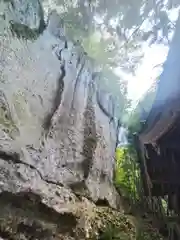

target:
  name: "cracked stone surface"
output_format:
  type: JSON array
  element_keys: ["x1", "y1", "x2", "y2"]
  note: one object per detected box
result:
[{"x1": 0, "y1": 1, "x2": 121, "y2": 239}]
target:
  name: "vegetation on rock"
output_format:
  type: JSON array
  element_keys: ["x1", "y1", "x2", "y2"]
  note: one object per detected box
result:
[
  {"x1": 1, "y1": 0, "x2": 180, "y2": 239},
  {"x1": 115, "y1": 146, "x2": 140, "y2": 202}
]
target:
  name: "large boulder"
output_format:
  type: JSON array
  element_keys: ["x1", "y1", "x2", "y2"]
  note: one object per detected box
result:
[{"x1": 0, "y1": 7, "x2": 121, "y2": 239}]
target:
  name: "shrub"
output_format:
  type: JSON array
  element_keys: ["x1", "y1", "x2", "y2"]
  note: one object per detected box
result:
[{"x1": 114, "y1": 146, "x2": 141, "y2": 203}]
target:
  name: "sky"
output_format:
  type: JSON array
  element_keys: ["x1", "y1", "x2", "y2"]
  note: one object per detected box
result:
[
  {"x1": 126, "y1": 7, "x2": 179, "y2": 102},
  {"x1": 127, "y1": 44, "x2": 168, "y2": 101}
]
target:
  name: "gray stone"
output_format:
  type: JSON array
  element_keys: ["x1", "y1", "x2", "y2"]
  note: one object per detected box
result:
[
  {"x1": 8, "y1": 0, "x2": 45, "y2": 31},
  {"x1": 0, "y1": 0, "x2": 45, "y2": 40},
  {"x1": 0, "y1": 8, "x2": 121, "y2": 239}
]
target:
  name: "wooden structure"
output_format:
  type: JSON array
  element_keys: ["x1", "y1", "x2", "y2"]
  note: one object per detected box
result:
[{"x1": 138, "y1": 13, "x2": 180, "y2": 215}]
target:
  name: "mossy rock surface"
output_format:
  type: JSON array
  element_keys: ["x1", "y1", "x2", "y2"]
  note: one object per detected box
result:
[
  {"x1": 95, "y1": 207, "x2": 136, "y2": 240},
  {"x1": 94, "y1": 207, "x2": 164, "y2": 240},
  {"x1": 0, "y1": 190, "x2": 165, "y2": 240}
]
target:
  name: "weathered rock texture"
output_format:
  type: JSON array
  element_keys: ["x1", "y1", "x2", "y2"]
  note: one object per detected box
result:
[
  {"x1": 0, "y1": 0, "x2": 45, "y2": 37},
  {"x1": 0, "y1": 3, "x2": 120, "y2": 239}
]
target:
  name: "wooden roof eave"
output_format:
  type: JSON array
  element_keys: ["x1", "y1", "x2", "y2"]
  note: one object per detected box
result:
[{"x1": 139, "y1": 111, "x2": 178, "y2": 144}]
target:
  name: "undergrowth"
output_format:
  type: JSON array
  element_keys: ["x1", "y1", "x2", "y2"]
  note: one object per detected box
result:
[
  {"x1": 114, "y1": 146, "x2": 141, "y2": 203},
  {"x1": 95, "y1": 145, "x2": 165, "y2": 240}
]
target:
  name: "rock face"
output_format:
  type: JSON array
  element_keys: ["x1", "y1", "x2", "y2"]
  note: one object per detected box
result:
[
  {"x1": 0, "y1": 3, "x2": 120, "y2": 239},
  {"x1": 0, "y1": 0, "x2": 45, "y2": 39}
]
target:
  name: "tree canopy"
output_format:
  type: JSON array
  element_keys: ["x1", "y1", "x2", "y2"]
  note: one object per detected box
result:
[{"x1": 43, "y1": 0, "x2": 180, "y2": 117}]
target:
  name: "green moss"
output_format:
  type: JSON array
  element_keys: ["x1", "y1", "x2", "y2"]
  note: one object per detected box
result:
[
  {"x1": 94, "y1": 207, "x2": 136, "y2": 240},
  {"x1": 95, "y1": 207, "x2": 165, "y2": 240}
]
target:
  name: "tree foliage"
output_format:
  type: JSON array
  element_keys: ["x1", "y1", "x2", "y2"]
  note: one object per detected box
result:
[
  {"x1": 52, "y1": 0, "x2": 179, "y2": 40},
  {"x1": 43, "y1": 0, "x2": 180, "y2": 115},
  {"x1": 115, "y1": 146, "x2": 141, "y2": 201}
]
